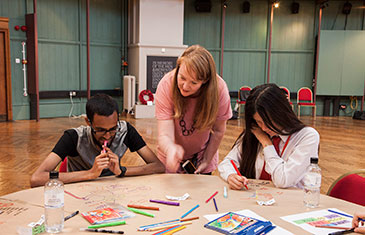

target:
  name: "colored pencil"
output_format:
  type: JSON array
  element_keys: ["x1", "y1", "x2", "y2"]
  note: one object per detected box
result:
[
  {"x1": 164, "y1": 225, "x2": 186, "y2": 235},
  {"x1": 127, "y1": 207, "x2": 155, "y2": 217},
  {"x1": 127, "y1": 204, "x2": 159, "y2": 210},
  {"x1": 230, "y1": 160, "x2": 249, "y2": 190},
  {"x1": 64, "y1": 210, "x2": 79, "y2": 221},
  {"x1": 152, "y1": 225, "x2": 180, "y2": 235},
  {"x1": 213, "y1": 198, "x2": 218, "y2": 212},
  {"x1": 328, "y1": 209, "x2": 365, "y2": 222},
  {"x1": 150, "y1": 199, "x2": 180, "y2": 206},
  {"x1": 315, "y1": 225, "x2": 351, "y2": 230},
  {"x1": 205, "y1": 191, "x2": 218, "y2": 203},
  {"x1": 180, "y1": 216, "x2": 199, "y2": 222},
  {"x1": 139, "y1": 219, "x2": 179, "y2": 230},
  {"x1": 80, "y1": 228, "x2": 124, "y2": 234},
  {"x1": 88, "y1": 221, "x2": 126, "y2": 229},
  {"x1": 223, "y1": 186, "x2": 227, "y2": 198},
  {"x1": 181, "y1": 204, "x2": 199, "y2": 219},
  {"x1": 144, "y1": 221, "x2": 192, "y2": 231},
  {"x1": 139, "y1": 217, "x2": 199, "y2": 231}
]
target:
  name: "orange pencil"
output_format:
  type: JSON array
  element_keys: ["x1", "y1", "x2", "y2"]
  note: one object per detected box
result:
[
  {"x1": 230, "y1": 160, "x2": 249, "y2": 190},
  {"x1": 127, "y1": 204, "x2": 159, "y2": 211},
  {"x1": 180, "y1": 216, "x2": 199, "y2": 222}
]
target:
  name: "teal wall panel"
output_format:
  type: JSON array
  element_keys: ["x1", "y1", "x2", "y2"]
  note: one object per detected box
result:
[
  {"x1": 321, "y1": 1, "x2": 365, "y2": 30},
  {"x1": 222, "y1": 52, "x2": 266, "y2": 89},
  {"x1": 270, "y1": 52, "x2": 314, "y2": 90},
  {"x1": 341, "y1": 31, "x2": 365, "y2": 96},
  {"x1": 224, "y1": 0, "x2": 268, "y2": 50},
  {"x1": 90, "y1": 45, "x2": 122, "y2": 90},
  {"x1": 1, "y1": 0, "x2": 127, "y2": 119},
  {"x1": 317, "y1": 31, "x2": 344, "y2": 96},
  {"x1": 37, "y1": 0, "x2": 79, "y2": 41},
  {"x1": 38, "y1": 43, "x2": 80, "y2": 91},
  {"x1": 317, "y1": 31, "x2": 365, "y2": 96}
]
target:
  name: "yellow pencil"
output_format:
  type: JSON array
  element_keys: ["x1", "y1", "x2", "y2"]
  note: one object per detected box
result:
[{"x1": 164, "y1": 225, "x2": 186, "y2": 235}]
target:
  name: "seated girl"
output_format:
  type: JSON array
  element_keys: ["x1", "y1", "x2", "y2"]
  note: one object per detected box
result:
[{"x1": 218, "y1": 84, "x2": 319, "y2": 189}]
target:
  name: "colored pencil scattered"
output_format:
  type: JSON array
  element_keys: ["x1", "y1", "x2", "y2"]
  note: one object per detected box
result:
[
  {"x1": 138, "y1": 217, "x2": 199, "y2": 231},
  {"x1": 127, "y1": 207, "x2": 155, "y2": 217},
  {"x1": 144, "y1": 221, "x2": 192, "y2": 231},
  {"x1": 152, "y1": 225, "x2": 181, "y2": 235},
  {"x1": 213, "y1": 198, "x2": 218, "y2": 212},
  {"x1": 127, "y1": 204, "x2": 159, "y2": 210},
  {"x1": 150, "y1": 199, "x2": 180, "y2": 206},
  {"x1": 205, "y1": 191, "x2": 218, "y2": 203},
  {"x1": 164, "y1": 225, "x2": 186, "y2": 235},
  {"x1": 181, "y1": 204, "x2": 199, "y2": 219},
  {"x1": 88, "y1": 221, "x2": 126, "y2": 229},
  {"x1": 230, "y1": 160, "x2": 249, "y2": 190}
]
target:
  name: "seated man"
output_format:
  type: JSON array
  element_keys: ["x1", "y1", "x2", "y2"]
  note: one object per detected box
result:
[{"x1": 30, "y1": 93, "x2": 165, "y2": 187}]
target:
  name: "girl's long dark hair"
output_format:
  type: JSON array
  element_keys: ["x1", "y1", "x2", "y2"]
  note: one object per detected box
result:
[{"x1": 237, "y1": 84, "x2": 305, "y2": 178}]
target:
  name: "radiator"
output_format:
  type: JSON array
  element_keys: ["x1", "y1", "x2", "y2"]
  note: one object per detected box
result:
[{"x1": 123, "y1": 75, "x2": 136, "y2": 113}]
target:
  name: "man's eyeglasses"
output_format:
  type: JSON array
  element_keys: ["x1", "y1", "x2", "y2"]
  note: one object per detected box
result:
[{"x1": 90, "y1": 124, "x2": 119, "y2": 135}]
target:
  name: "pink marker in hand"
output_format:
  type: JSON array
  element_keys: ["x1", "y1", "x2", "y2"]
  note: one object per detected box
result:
[{"x1": 101, "y1": 140, "x2": 108, "y2": 153}]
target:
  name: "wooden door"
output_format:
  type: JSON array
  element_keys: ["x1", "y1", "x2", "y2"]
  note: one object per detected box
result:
[
  {"x1": 0, "y1": 17, "x2": 12, "y2": 121},
  {"x1": 0, "y1": 31, "x2": 6, "y2": 121}
]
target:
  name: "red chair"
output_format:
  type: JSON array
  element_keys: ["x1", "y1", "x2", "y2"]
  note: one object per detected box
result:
[
  {"x1": 297, "y1": 87, "x2": 316, "y2": 119},
  {"x1": 59, "y1": 157, "x2": 68, "y2": 172},
  {"x1": 280, "y1": 86, "x2": 294, "y2": 110},
  {"x1": 327, "y1": 169, "x2": 365, "y2": 206},
  {"x1": 236, "y1": 86, "x2": 252, "y2": 117}
]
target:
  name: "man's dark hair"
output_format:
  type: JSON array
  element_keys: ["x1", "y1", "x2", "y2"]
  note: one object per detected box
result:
[{"x1": 86, "y1": 93, "x2": 119, "y2": 122}]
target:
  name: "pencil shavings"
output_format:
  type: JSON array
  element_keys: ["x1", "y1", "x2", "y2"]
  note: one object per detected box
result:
[{"x1": 165, "y1": 193, "x2": 190, "y2": 201}]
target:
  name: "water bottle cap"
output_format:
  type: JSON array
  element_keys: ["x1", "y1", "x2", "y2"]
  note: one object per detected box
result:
[
  {"x1": 49, "y1": 171, "x2": 59, "y2": 179},
  {"x1": 310, "y1": 158, "x2": 318, "y2": 164}
]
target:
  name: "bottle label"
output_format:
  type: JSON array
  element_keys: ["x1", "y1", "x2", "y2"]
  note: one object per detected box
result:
[{"x1": 45, "y1": 191, "x2": 64, "y2": 207}]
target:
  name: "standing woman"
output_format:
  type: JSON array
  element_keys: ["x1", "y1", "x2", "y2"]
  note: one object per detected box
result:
[
  {"x1": 218, "y1": 84, "x2": 319, "y2": 188},
  {"x1": 155, "y1": 45, "x2": 232, "y2": 173}
]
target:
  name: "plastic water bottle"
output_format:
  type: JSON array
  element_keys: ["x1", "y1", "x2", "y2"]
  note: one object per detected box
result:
[
  {"x1": 303, "y1": 158, "x2": 321, "y2": 208},
  {"x1": 44, "y1": 171, "x2": 64, "y2": 233}
]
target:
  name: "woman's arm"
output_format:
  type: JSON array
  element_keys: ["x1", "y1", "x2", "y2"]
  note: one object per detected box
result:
[{"x1": 157, "y1": 119, "x2": 184, "y2": 172}]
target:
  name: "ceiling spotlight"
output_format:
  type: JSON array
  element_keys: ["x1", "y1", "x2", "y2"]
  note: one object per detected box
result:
[
  {"x1": 342, "y1": 1, "x2": 352, "y2": 15},
  {"x1": 273, "y1": 1, "x2": 280, "y2": 8}
]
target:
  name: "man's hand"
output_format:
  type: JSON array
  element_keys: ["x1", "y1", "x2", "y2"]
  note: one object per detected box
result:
[
  {"x1": 166, "y1": 144, "x2": 184, "y2": 172},
  {"x1": 105, "y1": 147, "x2": 122, "y2": 176},
  {"x1": 227, "y1": 174, "x2": 249, "y2": 190},
  {"x1": 89, "y1": 153, "x2": 110, "y2": 178}
]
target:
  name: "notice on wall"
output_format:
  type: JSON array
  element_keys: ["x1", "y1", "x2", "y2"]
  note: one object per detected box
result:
[{"x1": 147, "y1": 56, "x2": 177, "y2": 93}]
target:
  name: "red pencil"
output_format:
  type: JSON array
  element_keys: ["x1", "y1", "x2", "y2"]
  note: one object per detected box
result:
[
  {"x1": 205, "y1": 191, "x2": 218, "y2": 203},
  {"x1": 230, "y1": 160, "x2": 249, "y2": 190}
]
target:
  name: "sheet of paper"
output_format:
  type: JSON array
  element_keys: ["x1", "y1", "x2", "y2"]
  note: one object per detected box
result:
[
  {"x1": 204, "y1": 209, "x2": 293, "y2": 235},
  {"x1": 280, "y1": 208, "x2": 353, "y2": 235}
]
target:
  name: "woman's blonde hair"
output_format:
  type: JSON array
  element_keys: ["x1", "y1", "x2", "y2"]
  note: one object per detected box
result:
[{"x1": 172, "y1": 45, "x2": 219, "y2": 130}]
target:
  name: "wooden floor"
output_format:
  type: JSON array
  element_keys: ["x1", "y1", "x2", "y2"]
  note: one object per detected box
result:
[{"x1": 0, "y1": 115, "x2": 364, "y2": 196}]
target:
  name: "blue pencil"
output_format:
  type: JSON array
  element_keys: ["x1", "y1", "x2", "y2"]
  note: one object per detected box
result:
[
  {"x1": 181, "y1": 204, "x2": 199, "y2": 219},
  {"x1": 328, "y1": 209, "x2": 365, "y2": 222},
  {"x1": 213, "y1": 198, "x2": 218, "y2": 212}
]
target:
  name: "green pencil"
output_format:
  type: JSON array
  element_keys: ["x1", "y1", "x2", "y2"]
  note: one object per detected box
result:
[
  {"x1": 88, "y1": 221, "x2": 126, "y2": 229},
  {"x1": 127, "y1": 207, "x2": 155, "y2": 217}
]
